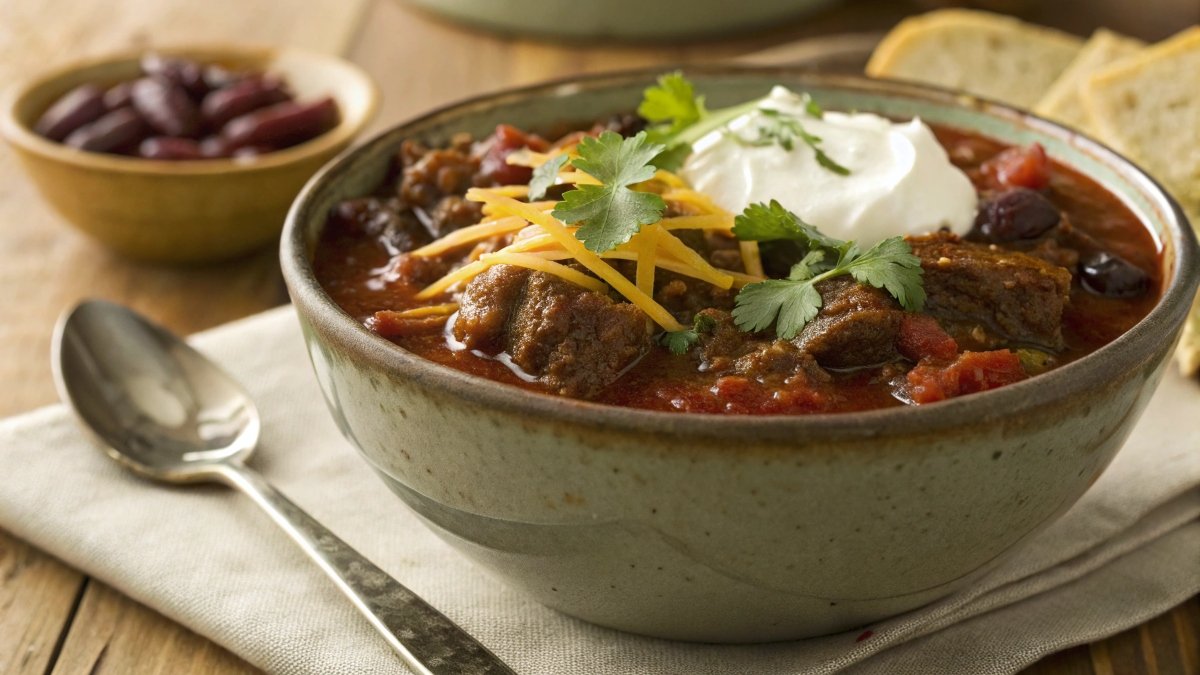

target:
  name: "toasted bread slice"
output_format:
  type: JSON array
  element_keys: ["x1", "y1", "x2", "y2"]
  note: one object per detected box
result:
[
  {"x1": 866, "y1": 9, "x2": 1083, "y2": 109},
  {"x1": 1034, "y1": 29, "x2": 1144, "y2": 133},
  {"x1": 1083, "y1": 27, "x2": 1200, "y2": 219}
]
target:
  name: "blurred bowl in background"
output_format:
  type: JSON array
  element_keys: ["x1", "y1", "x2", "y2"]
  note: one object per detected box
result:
[
  {"x1": 0, "y1": 45, "x2": 378, "y2": 264},
  {"x1": 402, "y1": 0, "x2": 843, "y2": 41}
]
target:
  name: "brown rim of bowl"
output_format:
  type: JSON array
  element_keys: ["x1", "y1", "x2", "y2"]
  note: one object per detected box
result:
[
  {"x1": 282, "y1": 65, "x2": 1199, "y2": 444},
  {"x1": 0, "y1": 43, "x2": 379, "y2": 175}
]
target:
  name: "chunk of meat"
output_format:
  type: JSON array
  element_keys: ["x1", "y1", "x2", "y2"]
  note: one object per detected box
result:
[
  {"x1": 909, "y1": 232, "x2": 1071, "y2": 351},
  {"x1": 327, "y1": 197, "x2": 431, "y2": 255},
  {"x1": 793, "y1": 278, "x2": 905, "y2": 369},
  {"x1": 906, "y1": 350, "x2": 1027, "y2": 404},
  {"x1": 693, "y1": 310, "x2": 832, "y2": 387},
  {"x1": 453, "y1": 265, "x2": 652, "y2": 398},
  {"x1": 396, "y1": 134, "x2": 484, "y2": 238}
]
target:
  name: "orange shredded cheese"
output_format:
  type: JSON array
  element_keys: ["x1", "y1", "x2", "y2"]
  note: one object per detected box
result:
[
  {"x1": 634, "y1": 225, "x2": 661, "y2": 296},
  {"x1": 661, "y1": 214, "x2": 734, "y2": 230},
  {"x1": 655, "y1": 231, "x2": 734, "y2": 290},
  {"x1": 466, "y1": 189, "x2": 686, "y2": 332},
  {"x1": 411, "y1": 216, "x2": 527, "y2": 257}
]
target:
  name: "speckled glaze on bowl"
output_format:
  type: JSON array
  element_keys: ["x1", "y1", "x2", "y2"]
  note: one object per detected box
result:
[
  {"x1": 1, "y1": 45, "x2": 377, "y2": 264},
  {"x1": 282, "y1": 68, "x2": 1198, "y2": 642}
]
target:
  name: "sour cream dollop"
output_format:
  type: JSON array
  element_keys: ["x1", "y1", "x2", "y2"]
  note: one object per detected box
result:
[{"x1": 680, "y1": 86, "x2": 977, "y2": 245}]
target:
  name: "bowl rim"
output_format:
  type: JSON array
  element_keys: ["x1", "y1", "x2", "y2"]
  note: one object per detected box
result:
[
  {"x1": 282, "y1": 65, "x2": 1199, "y2": 443},
  {"x1": 0, "y1": 43, "x2": 379, "y2": 175}
]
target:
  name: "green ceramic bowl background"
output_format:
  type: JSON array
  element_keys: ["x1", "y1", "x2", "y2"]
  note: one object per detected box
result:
[
  {"x1": 282, "y1": 68, "x2": 1198, "y2": 642},
  {"x1": 403, "y1": 0, "x2": 842, "y2": 40}
]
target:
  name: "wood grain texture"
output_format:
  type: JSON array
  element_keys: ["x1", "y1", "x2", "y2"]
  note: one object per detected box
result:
[{"x1": 0, "y1": 0, "x2": 1196, "y2": 673}]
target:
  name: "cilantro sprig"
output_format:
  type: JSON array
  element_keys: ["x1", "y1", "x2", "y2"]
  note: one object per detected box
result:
[
  {"x1": 659, "y1": 312, "x2": 717, "y2": 355},
  {"x1": 731, "y1": 201, "x2": 925, "y2": 339},
  {"x1": 637, "y1": 72, "x2": 849, "y2": 175},
  {"x1": 736, "y1": 109, "x2": 851, "y2": 176},
  {"x1": 551, "y1": 131, "x2": 666, "y2": 253},
  {"x1": 528, "y1": 154, "x2": 569, "y2": 201},
  {"x1": 638, "y1": 72, "x2": 762, "y2": 171}
]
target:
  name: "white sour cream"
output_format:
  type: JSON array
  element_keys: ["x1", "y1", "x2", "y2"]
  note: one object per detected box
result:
[{"x1": 680, "y1": 86, "x2": 977, "y2": 245}]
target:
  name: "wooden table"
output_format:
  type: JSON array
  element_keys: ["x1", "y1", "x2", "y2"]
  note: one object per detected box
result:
[{"x1": 0, "y1": 0, "x2": 1196, "y2": 673}]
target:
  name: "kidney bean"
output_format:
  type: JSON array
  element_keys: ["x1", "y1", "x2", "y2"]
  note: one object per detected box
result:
[
  {"x1": 33, "y1": 84, "x2": 107, "y2": 141},
  {"x1": 1079, "y1": 252, "x2": 1149, "y2": 298},
  {"x1": 102, "y1": 82, "x2": 134, "y2": 111},
  {"x1": 138, "y1": 136, "x2": 204, "y2": 160},
  {"x1": 200, "y1": 75, "x2": 290, "y2": 129},
  {"x1": 63, "y1": 108, "x2": 148, "y2": 153},
  {"x1": 140, "y1": 54, "x2": 208, "y2": 99},
  {"x1": 973, "y1": 188, "x2": 1061, "y2": 242},
  {"x1": 131, "y1": 77, "x2": 200, "y2": 138},
  {"x1": 221, "y1": 96, "x2": 339, "y2": 150},
  {"x1": 198, "y1": 136, "x2": 231, "y2": 158}
]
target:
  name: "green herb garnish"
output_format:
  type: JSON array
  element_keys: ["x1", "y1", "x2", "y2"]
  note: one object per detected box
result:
[
  {"x1": 659, "y1": 312, "x2": 717, "y2": 355},
  {"x1": 734, "y1": 109, "x2": 850, "y2": 176},
  {"x1": 527, "y1": 154, "x2": 569, "y2": 201},
  {"x1": 731, "y1": 201, "x2": 924, "y2": 339},
  {"x1": 551, "y1": 131, "x2": 667, "y2": 253},
  {"x1": 638, "y1": 72, "x2": 763, "y2": 171}
]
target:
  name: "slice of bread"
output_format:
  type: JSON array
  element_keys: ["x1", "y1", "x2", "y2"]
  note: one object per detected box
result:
[
  {"x1": 1083, "y1": 27, "x2": 1200, "y2": 219},
  {"x1": 866, "y1": 9, "x2": 1084, "y2": 109},
  {"x1": 1034, "y1": 29, "x2": 1144, "y2": 133}
]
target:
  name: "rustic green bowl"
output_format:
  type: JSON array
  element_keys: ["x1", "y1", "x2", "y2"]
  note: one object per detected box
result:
[{"x1": 281, "y1": 67, "x2": 1197, "y2": 642}]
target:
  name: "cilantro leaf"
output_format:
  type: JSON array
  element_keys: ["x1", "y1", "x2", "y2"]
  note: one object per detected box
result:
[
  {"x1": 732, "y1": 279, "x2": 822, "y2": 338},
  {"x1": 731, "y1": 200, "x2": 844, "y2": 252},
  {"x1": 552, "y1": 131, "x2": 667, "y2": 253},
  {"x1": 647, "y1": 143, "x2": 692, "y2": 173},
  {"x1": 639, "y1": 72, "x2": 706, "y2": 136},
  {"x1": 527, "y1": 154, "x2": 569, "y2": 201},
  {"x1": 730, "y1": 203, "x2": 925, "y2": 338},
  {"x1": 843, "y1": 236, "x2": 926, "y2": 311},
  {"x1": 658, "y1": 312, "x2": 716, "y2": 355}
]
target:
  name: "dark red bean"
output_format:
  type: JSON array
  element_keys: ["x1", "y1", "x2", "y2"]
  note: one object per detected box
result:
[
  {"x1": 102, "y1": 82, "x2": 134, "y2": 111},
  {"x1": 201, "y1": 64, "x2": 250, "y2": 90},
  {"x1": 221, "y1": 96, "x2": 339, "y2": 150},
  {"x1": 1080, "y1": 252, "x2": 1149, "y2": 298},
  {"x1": 200, "y1": 75, "x2": 290, "y2": 129},
  {"x1": 973, "y1": 188, "x2": 1061, "y2": 242},
  {"x1": 138, "y1": 136, "x2": 204, "y2": 160},
  {"x1": 198, "y1": 136, "x2": 230, "y2": 158},
  {"x1": 131, "y1": 77, "x2": 200, "y2": 138},
  {"x1": 63, "y1": 108, "x2": 148, "y2": 153},
  {"x1": 34, "y1": 84, "x2": 107, "y2": 141},
  {"x1": 140, "y1": 54, "x2": 208, "y2": 99}
]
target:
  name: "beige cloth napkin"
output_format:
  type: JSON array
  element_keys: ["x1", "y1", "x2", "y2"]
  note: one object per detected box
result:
[{"x1": 0, "y1": 305, "x2": 1196, "y2": 675}]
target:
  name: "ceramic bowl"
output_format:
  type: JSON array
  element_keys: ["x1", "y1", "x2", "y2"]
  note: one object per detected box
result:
[
  {"x1": 0, "y1": 45, "x2": 378, "y2": 264},
  {"x1": 281, "y1": 68, "x2": 1197, "y2": 642}
]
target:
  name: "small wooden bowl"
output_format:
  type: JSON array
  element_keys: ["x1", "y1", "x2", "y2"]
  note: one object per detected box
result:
[{"x1": 0, "y1": 45, "x2": 378, "y2": 264}]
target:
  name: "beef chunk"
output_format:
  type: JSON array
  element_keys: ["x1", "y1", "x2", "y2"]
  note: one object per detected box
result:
[
  {"x1": 793, "y1": 278, "x2": 905, "y2": 369},
  {"x1": 909, "y1": 232, "x2": 1071, "y2": 351},
  {"x1": 693, "y1": 310, "x2": 831, "y2": 387},
  {"x1": 453, "y1": 265, "x2": 652, "y2": 398},
  {"x1": 397, "y1": 135, "x2": 484, "y2": 239}
]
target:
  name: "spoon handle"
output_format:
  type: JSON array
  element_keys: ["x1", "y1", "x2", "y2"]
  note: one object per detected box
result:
[{"x1": 216, "y1": 464, "x2": 517, "y2": 675}]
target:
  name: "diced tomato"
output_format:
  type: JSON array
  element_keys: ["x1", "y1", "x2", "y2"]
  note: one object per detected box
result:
[
  {"x1": 897, "y1": 314, "x2": 959, "y2": 362},
  {"x1": 906, "y1": 350, "x2": 1027, "y2": 404},
  {"x1": 982, "y1": 143, "x2": 1051, "y2": 190},
  {"x1": 478, "y1": 124, "x2": 549, "y2": 186}
]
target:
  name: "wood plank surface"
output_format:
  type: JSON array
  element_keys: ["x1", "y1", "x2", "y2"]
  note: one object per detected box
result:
[{"x1": 0, "y1": 0, "x2": 1196, "y2": 673}]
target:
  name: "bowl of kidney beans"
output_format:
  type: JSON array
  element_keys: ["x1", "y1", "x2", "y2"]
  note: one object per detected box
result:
[{"x1": 1, "y1": 45, "x2": 378, "y2": 263}]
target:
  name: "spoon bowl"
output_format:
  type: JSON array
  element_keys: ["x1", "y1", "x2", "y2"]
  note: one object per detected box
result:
[{"x1": 53, "y1": 300, "x2": 258, "y2": 481}]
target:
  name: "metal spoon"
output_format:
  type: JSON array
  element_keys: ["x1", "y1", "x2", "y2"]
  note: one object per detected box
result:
[{"x1": 52, "y1": 299, "x2": 516, "y2": 675}]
